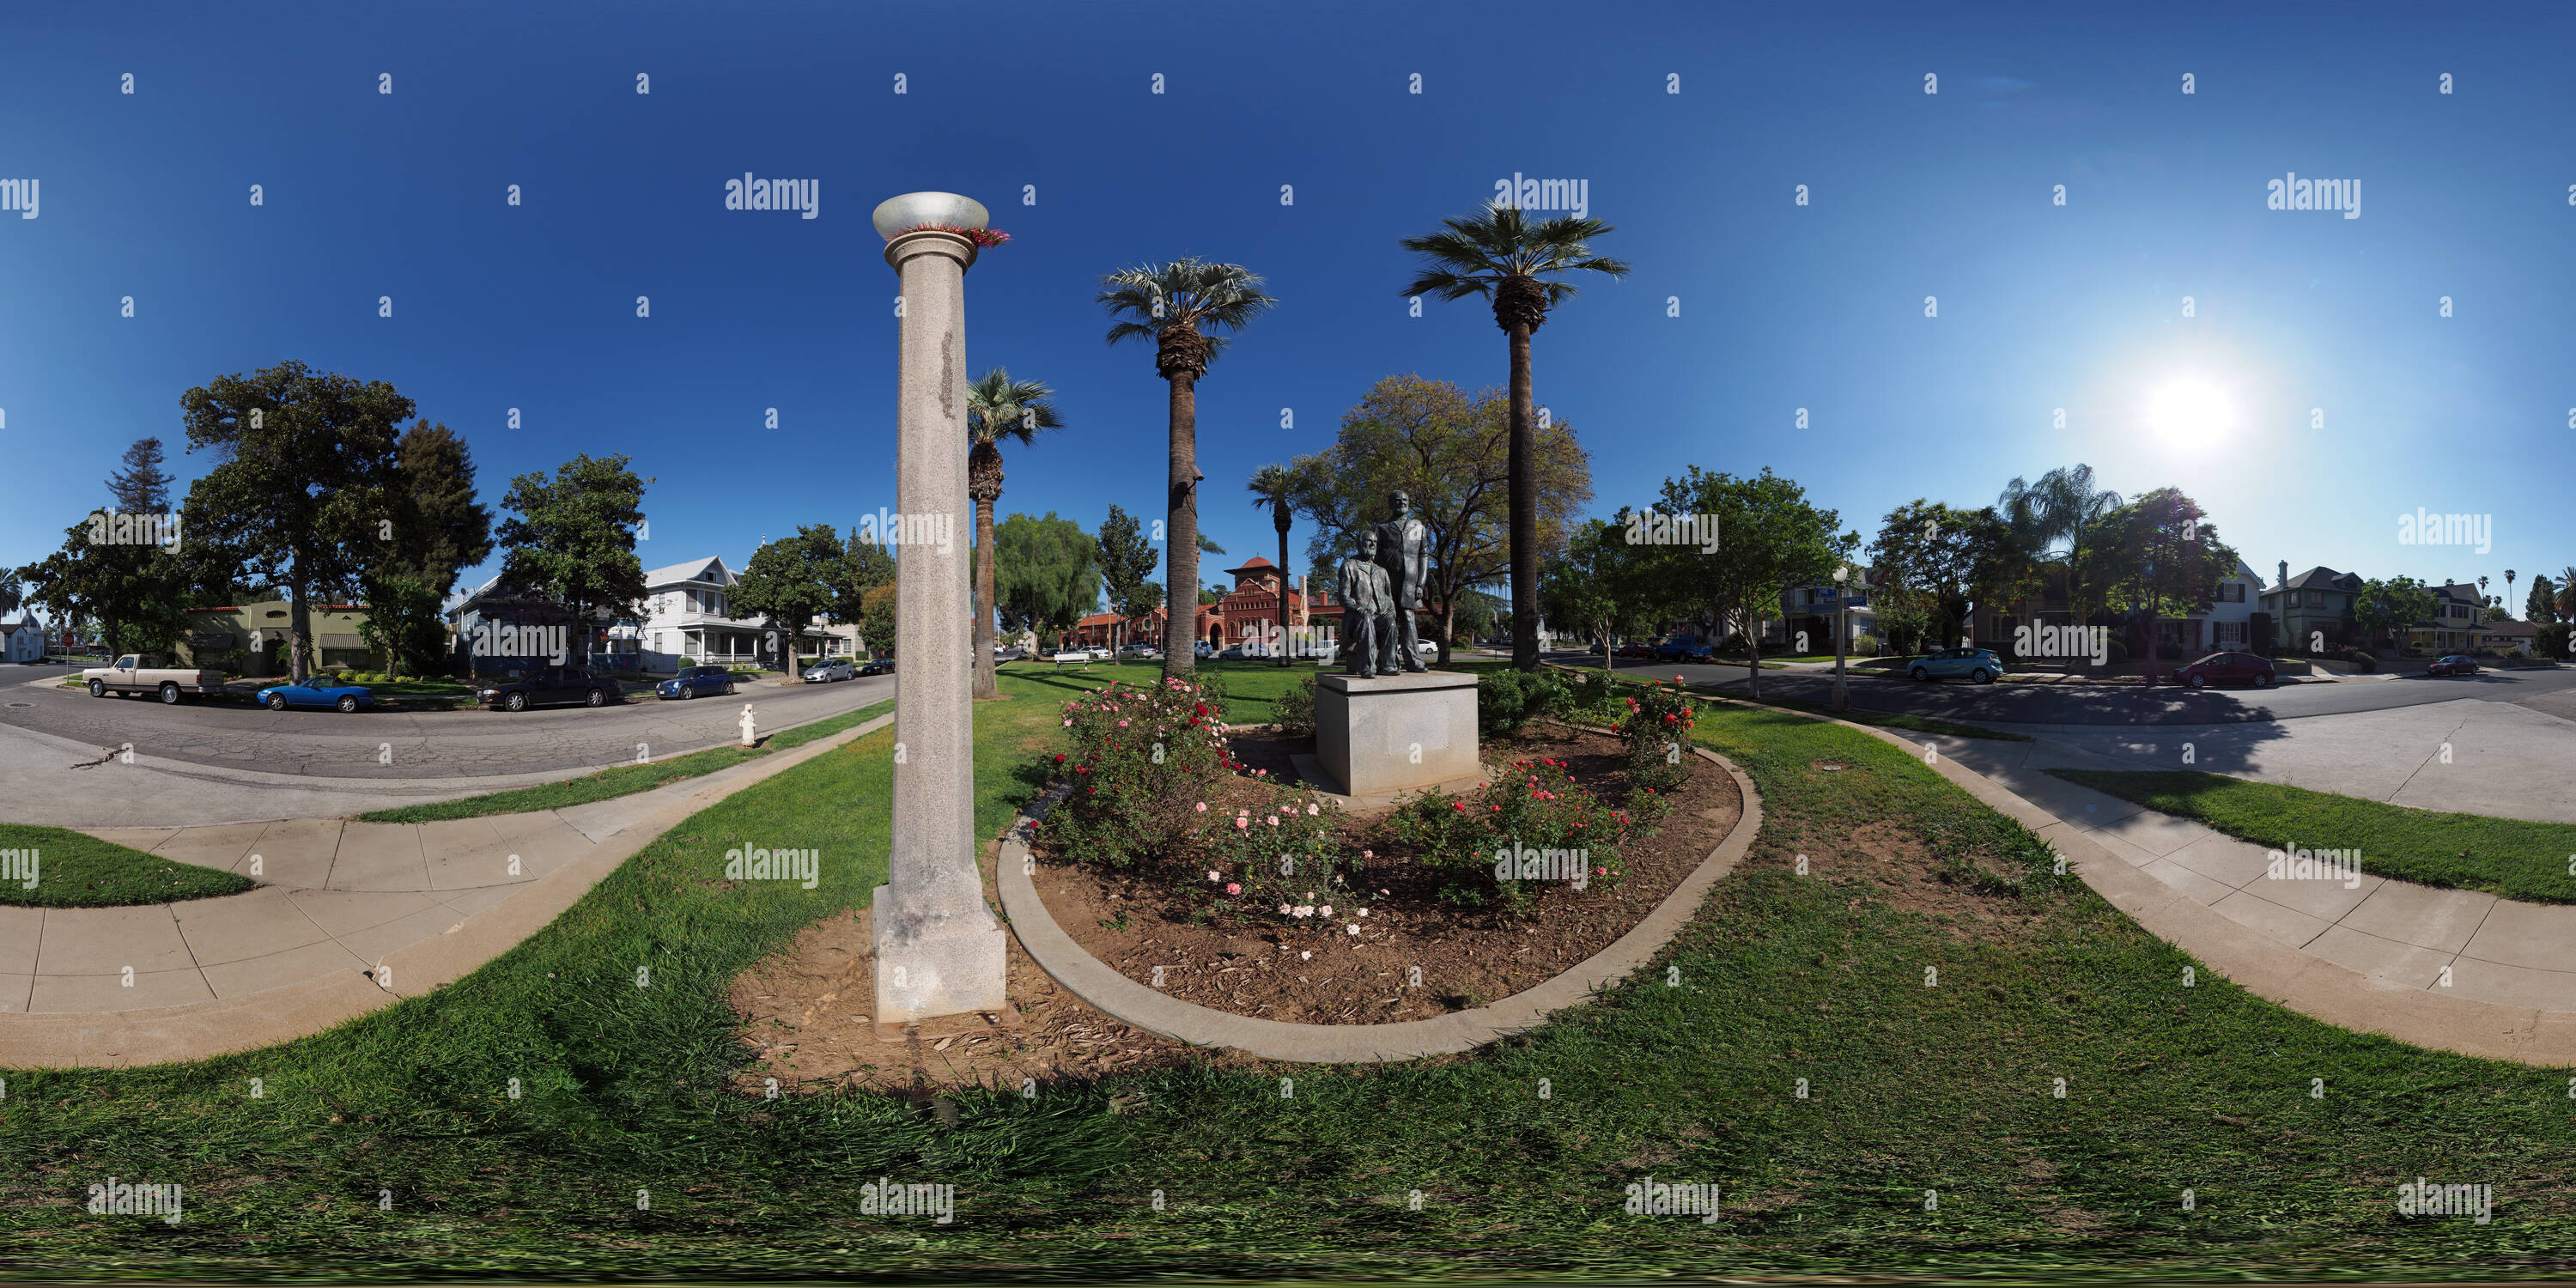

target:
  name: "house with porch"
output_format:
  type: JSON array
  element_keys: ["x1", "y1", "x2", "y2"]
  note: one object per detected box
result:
[
  {"x1": 2403, "y1": 582, "x2": 2493, "y2": 654},
  {"x1": 2260, "y1": 562, "x2": 2365, "y2": 653},
  {"x1": 623, "y1": 556, "x2": 839, "y2": 673}
]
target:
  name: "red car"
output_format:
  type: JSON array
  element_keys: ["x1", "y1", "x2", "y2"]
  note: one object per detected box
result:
[
  {"x1": 2427, "y1": 654, "x2": 2480, "y2": 677},
  {"x1": 1615, "y1": 642, "x2": 1657, "y2": 659},
  {"x1": 2171, "y1": 651, "x2": 2277, "y2": 689}
]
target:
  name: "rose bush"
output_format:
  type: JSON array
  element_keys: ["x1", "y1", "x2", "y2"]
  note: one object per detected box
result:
[
  {"x1": 1614, "y1": 680, "x2": 1698, "y2": 793},
  {"x1": 1385, "y1": 757, "x2": 1658, "y2": 912},
  {"x1": 1040, "y1": 676, "x2": 1240, "y2": 868}
]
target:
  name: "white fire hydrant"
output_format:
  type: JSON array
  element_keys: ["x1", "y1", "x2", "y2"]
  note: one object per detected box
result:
[{"x1": 738, "y1": 703, "x2": 758, "y2": 747}]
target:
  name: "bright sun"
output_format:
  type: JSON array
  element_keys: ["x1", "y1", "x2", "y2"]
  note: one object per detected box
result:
[{"x1": 2145, "y1": 379, "x2": 2235, "y2": 447}]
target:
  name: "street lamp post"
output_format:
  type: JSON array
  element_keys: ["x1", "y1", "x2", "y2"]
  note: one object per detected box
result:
[
  {"x1": 870, "y1": 191, "x2": 1009, "y2": 1037},
  {"x1": 1831, "y1": 565, "x2": 1850, "y2": 714}
]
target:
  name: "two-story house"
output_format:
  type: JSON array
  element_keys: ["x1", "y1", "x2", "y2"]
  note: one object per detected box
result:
[
  {"x1": 625, "y1": 556, "x2": 838, "y2": 672},
  {"x1": 2260, "y1": 563, "x2": 2364, "y2": 653},
  {"x1": 2405, "y1": 582, "x2": 2492, "y2": 654}
]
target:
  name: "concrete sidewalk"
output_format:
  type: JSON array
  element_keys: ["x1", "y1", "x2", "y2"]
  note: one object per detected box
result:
[
  {"x1": 1983, "y1": 696, "x2": 2576, "y2": 825},
  {"x1": 0, "y1": 710, "x2": 893, "y2": 1066},
  {"x1": 1932, "y1": 731, "x2": 2576, "y2": 1022}
]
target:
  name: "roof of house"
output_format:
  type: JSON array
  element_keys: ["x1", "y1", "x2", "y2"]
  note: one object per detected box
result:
[
  {"x1": 644, "y1": 556, "x2": 734, "y2": 588},
  {"x1": 2485, "y1": 618, "x2": 2539, "y2": 638},
  {"x1": 2275, "y1": 566, "x2": 2361, "y2": 592},
  {"x1": 2433, "y1": 582, "x2": 2483, "y2": 604}
]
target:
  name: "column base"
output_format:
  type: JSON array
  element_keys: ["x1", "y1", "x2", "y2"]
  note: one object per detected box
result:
[{"x1": 871, "y1": 884, "x2": 1010, "y2": 1031}]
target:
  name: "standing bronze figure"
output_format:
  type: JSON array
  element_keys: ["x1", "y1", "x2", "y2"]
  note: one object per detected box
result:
[{"x1": 1373, "y1": 490, "x2": 1431, "y2": 671}]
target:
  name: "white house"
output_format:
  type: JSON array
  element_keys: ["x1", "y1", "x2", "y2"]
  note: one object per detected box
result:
[
  {"x1": 625, "y1": 556, "x2": 836, "y2": 673},
  {"x1": 0, "y1": 617, "x2": 47, "y2": 662}
]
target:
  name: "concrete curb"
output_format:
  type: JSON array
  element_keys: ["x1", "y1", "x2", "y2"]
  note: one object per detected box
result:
[
  {"x1": 0, "y1": 712, "x2": 897, "y2": 1069},
  {"x1": 1674, "y1": 686, "x2": 2576, "y2": 1067},
  {"x1": 993, "y1": 745, "x2": 1762, "y2": 1064}
]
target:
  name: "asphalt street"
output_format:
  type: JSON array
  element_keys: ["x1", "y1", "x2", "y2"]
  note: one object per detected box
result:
[
  {"x1": 0, "y1": 663, "x2": 894, "y2": 780},
  {"x1": 1547, "y1": 653, "x2": 2576, "y2": 728}
]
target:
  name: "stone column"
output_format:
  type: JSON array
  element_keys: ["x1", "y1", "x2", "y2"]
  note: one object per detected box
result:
[{"x1": 871, "y1": 192, "x2": 1006, "y2": 1032}]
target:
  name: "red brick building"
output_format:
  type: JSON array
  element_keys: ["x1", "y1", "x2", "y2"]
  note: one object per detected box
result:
[{"x1": 1062, "y1": 556, "x2": 1351, "y2": 651}]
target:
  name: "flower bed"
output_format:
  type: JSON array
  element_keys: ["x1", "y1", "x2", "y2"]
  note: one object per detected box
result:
[{"x1": 1026, "y1": 723, "x2": 1738, "y2": 1024}]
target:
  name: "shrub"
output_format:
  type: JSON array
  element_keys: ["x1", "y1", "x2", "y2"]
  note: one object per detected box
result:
[
  {"x1": 1275, "y1": 671, "x2": 1318, "y2": 738},
  {"x1": 675, "y1": 656, "x2": 696, "y2": 670},
  {"x1": 1478, "y1": 668, "x2": 1566, "y2": 736},
  {"x1": 1612, "y1": 680, "x2": 1698, "y2": 793},
  {"x1": 1038, "y1": 676, "x2": 1240, "y2": 870},
  {"x1": 1384, "y1": 757, "x2": 1651, "y2": 912},
  {"x1": 1188, "y1": 795, "x2": 1353, "y2": 925},
  {"x1": 2537, "y1": 623, "x2": 2572, "y2": 659},
  {"x1": 1557, "y1": 669, "x2": 1624, "y2": 725}
]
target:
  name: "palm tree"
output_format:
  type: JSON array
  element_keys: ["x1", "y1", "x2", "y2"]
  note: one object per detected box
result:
[
  {"x1": 1400, "y1": 204, "x2": 1628, "y2": 671},
  {"x1": 2559, "y1": 567, "x2": 2576, "y2": 623},
  {"x1": 1247, "y1": 464, "x2": 1297, "y2": 666},
  {"x1": 2506, "y1": 569, "x2": 2516, "y2": 619},
  {"x1": 1098, "y1": 258, "x2": 1275, "y2": 677},
  {"x1": 964, "y1": 368, "x2": 1061, "y2": 701},
  {"x1": 1998, "y1": 465, "x2": 2123, "y2": 645}
]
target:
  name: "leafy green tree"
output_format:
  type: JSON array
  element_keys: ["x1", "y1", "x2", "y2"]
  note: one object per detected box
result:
[
  {"x1": 493, "y1": 453, "x2": 648, "y2": 662},
  {"x1": 1401, "y1": 205, "x2": 1629, "y2": 671},
  {"x1": 2528, "y1": 574, "x2": 2560, "y2": 625},
  {"x1": 1654, "y1": 467, "x2": 1852, "y2": 696},
  {"x1": 1094, "y1": 503, "x2": 1161, "y2": 648},
  {"x1": 1867, "y1": 501, "x2": 2011, "y2": 653},
  {"x1": 993, "y1": 512, "x2": 1099, "y2": 649},
  {"x1": 859, "y1": 582, "x2": 898, "y2": 661},
  {"x1": 1098, "y1": 258, "x2": 1274, "y2": 677},
  {"x1": 2352, "y1": 575, "x2": 2439, "y2": 651},
  {"x1": 831, "y1": 527, "x2": 897, "y2": 653},
  {"x1": 1285, "y1": 375, "x2": 1591, "y2": 665},
  {"x1": 1542, "y1": 516, "x2": 1651, "y2": 672},
  {"x1": 2090, "y1": 489, "x2": 2240, "y2": 664},
  {"x1": 966, "y1": 368, "x2": 1062, "y2": 698},
  {"x1": 360, "y1": 422, "x2": 494, "y2": 676},
  {"x1": 177, "y1": 361, "x2": 411, "y2": 681},
  {"x1": 732, "y1": 525, "x2": 848, "y2": 677},
  {"x1": 14, "y1": 439, "x2": 195, "y2": 659}
]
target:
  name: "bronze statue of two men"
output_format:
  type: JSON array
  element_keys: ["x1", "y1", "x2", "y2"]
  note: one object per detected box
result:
[{"x1": 1337, "y1": 490, "x2": 1431, "y2": 677}]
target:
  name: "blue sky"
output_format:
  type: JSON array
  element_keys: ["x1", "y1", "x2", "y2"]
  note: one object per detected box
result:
[{"x1": 3, "y1": 0, "x2": 2570, "y2": 607}]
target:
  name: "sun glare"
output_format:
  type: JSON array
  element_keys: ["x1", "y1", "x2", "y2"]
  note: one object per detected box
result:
[{"x1": 2144, "y1": 379, "x2": 2235, "y2": 447}]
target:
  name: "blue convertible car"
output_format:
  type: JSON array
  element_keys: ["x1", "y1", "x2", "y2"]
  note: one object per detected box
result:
[{"x1": 255, "y1": 676, "x2": 375, "y2": 713}]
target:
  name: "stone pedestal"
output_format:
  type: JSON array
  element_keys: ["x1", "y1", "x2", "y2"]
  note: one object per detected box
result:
[
  {"x1": 1312, "y1": 671, "x2": 1480, "y2": 804},
  {"x1": 871, "y1": 194, "x2": 1009, "y2": 1032}
]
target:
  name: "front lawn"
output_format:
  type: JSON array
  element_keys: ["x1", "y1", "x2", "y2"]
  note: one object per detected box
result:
[
  {"x1": 4, "y1": 670, "x2": 2572, "y2": 1277},
  {"x1": 2046, "y1": 767, "x2": 2576, "y2": 903},
  {"x1": 0, "y1": 823, "x2": 255, "y2": 908}
]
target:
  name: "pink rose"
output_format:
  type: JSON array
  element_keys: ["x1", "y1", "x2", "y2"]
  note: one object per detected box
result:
[
  {"x1": 1235, "y1": 817, "x2": 1249, "y2": 829},
  {"x1": 1225, "y1": 883, "x2": 1241, "y2": 895}
]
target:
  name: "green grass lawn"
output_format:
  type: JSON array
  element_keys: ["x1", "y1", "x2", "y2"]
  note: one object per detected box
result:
[
  {"x1": 354, "y1": 701, "x2": 892, "y2": 823},
  {"x1": 4, "y1": 668, "x2": 2572, "y2": 1277},
  {"x1": 1574, "y1": 665, "x2": 2027, "y2": 743},
  {"x1": 2046, "y1": 767, "x2": 2576, "y2": 904},
  {"x1": 0, "y1": 823, "x2": 254, "y2": 908}
]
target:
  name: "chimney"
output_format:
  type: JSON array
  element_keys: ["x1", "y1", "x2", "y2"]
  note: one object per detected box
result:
[{"x1": 2276, "y1": 560, "x2": 2288, "y2": 590}]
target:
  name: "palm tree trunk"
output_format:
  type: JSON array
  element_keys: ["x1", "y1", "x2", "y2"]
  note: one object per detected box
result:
[
  {"x1": 1275, "y1": 518, "x2": 1291, "y2": 666},
  {"x1": 1163, "y1": 374, "x2": 1200, "y2": 678},
  {"x1": 1508, "y1": 321, "x2": 1538, "y2": 672},
  {"x1": 972, "y1": 492, "x2": 999, "y2": 699}
]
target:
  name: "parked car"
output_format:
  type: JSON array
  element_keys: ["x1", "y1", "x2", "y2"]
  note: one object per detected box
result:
[
  {"x1": 1193, "y1": 640, "x2": 1214, "y2": 659},
  {"x1": 655, "y1": 665, "x2": 739, "y2": 700},
  {"x1": 256, "y1": 676, "x2": 374, "y2": 713},
  {"x1": 2425, "y1": 654, "x2": 2480, "y2": 677},
  {"x1": 858, "y1": 658, "x2": 895, "y2": 677},
  {"x1": 2170, "y1": 651, "x2": 2277, "y2": 689},
  {"x1": 802, "y1": 659, "x2": 856, "y2": 683},
  {"x1": 1656, "y1": 635, "x2": 1713, "y2": 662},
  {"x1": 82, "y1": 653, "x2": 228, "y2": 704},
  {"x1": 1615, "y1": 642, "x2": 1657, "y2": 659},
  {"x1": 481, "y1": 665, "x2": 623, "y2": 711},
  {"x1": 1117, "y1": 643, "x2": 1160, "y2": 659},
  {"x1": 1908, "y1": 647, "x2": 2007, "y2": 684},
  {"x1": 994, "y1": 646, "x2": 1029, "y2": 663}
]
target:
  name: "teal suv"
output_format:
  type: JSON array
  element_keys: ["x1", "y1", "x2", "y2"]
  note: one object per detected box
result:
[{"x1": 1908, "y1": 647, "x2": 2006, "y2": 684}]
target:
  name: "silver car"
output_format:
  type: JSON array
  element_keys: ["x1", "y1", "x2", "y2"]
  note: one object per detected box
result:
[{"x1": 802, "y1": 659, "x2": 857, "y2": 683}]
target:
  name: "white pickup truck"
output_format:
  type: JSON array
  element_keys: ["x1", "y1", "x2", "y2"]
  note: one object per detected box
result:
[{"x1": 81, "y1": 653, "x2": 228, "y2": 704}]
